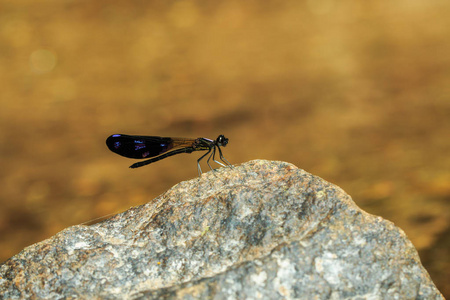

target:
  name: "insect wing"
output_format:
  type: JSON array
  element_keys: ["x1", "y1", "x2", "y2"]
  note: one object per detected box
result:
[{"x1": 106, "y1": 134, "x2": 174, "y2": 159}]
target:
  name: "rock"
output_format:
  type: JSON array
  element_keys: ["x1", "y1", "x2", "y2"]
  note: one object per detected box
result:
[{"x1": 0, "y1": 160, "x2": 444, "y2": 299}]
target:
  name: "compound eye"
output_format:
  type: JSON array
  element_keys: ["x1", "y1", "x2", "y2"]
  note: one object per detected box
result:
[{"x1": 218, "y1": 135, "x2": 228, "y2": 146}]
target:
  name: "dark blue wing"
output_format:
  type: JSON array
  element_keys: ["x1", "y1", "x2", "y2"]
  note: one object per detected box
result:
[{"x1": 106, "y1": 134, "x2": 174, "y2": 159}]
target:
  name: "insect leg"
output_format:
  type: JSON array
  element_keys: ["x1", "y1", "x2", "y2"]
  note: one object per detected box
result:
[
  {"x1": 197, "y1": 148, "x2": 212, "y2": 176},
  {"x1": 217, "y1": 146, "x2": 231, "y2": 167},
  {"x1": 212, "y1": 145, "x2": 226, "y2": 167},
  {"x1": 207, "y1": 146, "x2": 219, "y2": 171}
]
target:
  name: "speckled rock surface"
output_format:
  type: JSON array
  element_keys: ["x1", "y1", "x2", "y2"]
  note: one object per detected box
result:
[{"x1": 0, "y1": 160, "x2": 444, "y2": 299}]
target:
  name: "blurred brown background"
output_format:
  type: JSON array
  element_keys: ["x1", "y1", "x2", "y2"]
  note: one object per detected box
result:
[{"x1": 1, "y1": 0, "x2": 449, "y2": 296}]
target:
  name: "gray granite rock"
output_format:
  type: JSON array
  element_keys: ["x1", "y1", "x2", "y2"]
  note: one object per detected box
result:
[{"x1": 0, "y1": 160, "x2": 444, "y2": 299}]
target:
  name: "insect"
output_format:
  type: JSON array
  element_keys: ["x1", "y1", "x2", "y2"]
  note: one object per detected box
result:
[{"x1": 106, "y1": 134, "x2": 231, "y2": 175}]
